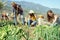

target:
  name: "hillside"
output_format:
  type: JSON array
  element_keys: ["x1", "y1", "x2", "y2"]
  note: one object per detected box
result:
[{"x1": 3, "y1": 1, "x2": 60, "y2": 16}]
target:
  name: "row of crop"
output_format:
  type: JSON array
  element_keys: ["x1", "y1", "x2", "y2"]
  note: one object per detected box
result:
[
  {"x1": 32, "y1": 25, "x2": 60, "y2": 40},
  {"x1": 0, "y1": 20, "x2": 60, "y2": 40},
  {"x1": 0, "y1": 24, "x2": 29, "y2": 40}
]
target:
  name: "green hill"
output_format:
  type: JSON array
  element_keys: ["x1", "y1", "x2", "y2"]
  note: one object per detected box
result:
[{"x1": 3, "y1": 1, "x2": 60, "y2": 16}]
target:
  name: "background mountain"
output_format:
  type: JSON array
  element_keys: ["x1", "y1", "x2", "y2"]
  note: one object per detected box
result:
[{"x1": 3, "y1": 1, "x2": 60, "y2": 16}]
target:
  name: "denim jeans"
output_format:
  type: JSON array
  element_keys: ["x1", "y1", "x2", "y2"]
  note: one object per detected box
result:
[
  {"x1": 27, "y1": 20, "x2": 37, "y2": 27},
  {"x1": 20, "y1": 14, "x2": 25, "y2": 25}
]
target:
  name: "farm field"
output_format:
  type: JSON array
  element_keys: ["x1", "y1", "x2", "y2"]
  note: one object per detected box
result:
[
  {"x1": 0, "y1": 0, "x2": 60, "y2": 40},
  {"x1": 0, "y1": 20, "x2": 60, "y2": 40}
]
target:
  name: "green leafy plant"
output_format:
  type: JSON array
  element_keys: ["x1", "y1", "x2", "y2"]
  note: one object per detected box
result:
[
  {"x1": 33, "y1": 25, "x2": 60, "y2": 40},
  {"x1": 0, "y1": 20, "x2": 60, "y2": 40},
  {"x1": 0, "y1": 21, "x2": 29, "y2": 40}
]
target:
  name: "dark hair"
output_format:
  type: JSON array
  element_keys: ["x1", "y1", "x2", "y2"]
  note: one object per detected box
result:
[
  {"x1": 47, "y1": 10, "x2": 54, "y2": 23},
  {"x1": 12, "y1": 3, "x2": 17, "y2": 9},
  {"x1": 29, "y1": 13, "x2": 34, "y2": 17},
  {"x1": 12, "y1": 3, "x2": 23, "y2": 12}
]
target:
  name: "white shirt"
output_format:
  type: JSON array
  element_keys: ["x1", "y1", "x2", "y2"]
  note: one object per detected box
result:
[{"x1": 38, "y1": 18, "x2": 45, "y2": 25}]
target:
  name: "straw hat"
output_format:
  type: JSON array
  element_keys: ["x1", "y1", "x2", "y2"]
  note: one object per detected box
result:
[{"x1": 29, "y1": 10, "x2": 35, "y2": 14}]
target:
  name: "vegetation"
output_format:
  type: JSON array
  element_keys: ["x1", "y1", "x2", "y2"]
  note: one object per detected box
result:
[
  {"x1": 0, "y1": 2, "x2": 3, "y2": 9},
  {"x1": 33, "y1": 25, "x2": 60, "y2": 40},
  {"x1": 0, "y1": 1, "x2": 60, "y2": 40},
  {"x1": 0, "y1": 20, "x2": 60, "y2": 40},
  {"x1": 0, "y1": 20, "x2": 29, "y2": 40}
]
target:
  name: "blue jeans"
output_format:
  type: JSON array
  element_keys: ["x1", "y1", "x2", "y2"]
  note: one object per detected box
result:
[
  {"x1": 20, "y1": 14, "x2": 25, "y2": 25},
  {"x1": 28, "y1": 20, "x2": 37, "y2": 27}
]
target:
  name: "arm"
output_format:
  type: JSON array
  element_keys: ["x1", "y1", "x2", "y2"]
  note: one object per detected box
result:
[
  {"x1": 52, "y1": 15, "x2": 58, "y2": 24},
  {"x1": 12, "y1": 8, "x2": 17, "y2": 17},
  {"x1": 13, "y1": 8, "x2": 14, "y2": 13},
  {"x1": 13, "y1": 7, "x2": 15, "y2": 13},
  {"x1": 12, "y1": 7, "x2": 17, "y2": 14}
]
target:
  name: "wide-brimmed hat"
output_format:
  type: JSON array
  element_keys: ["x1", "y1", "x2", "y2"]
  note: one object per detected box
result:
[{"x1": 29, "y1": 10, "x2": 35, "y2": 14}]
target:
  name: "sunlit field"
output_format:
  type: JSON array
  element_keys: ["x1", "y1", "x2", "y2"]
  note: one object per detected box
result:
[
  {"x1": 0, "y1": 20, "x2": 60, "y2": 40},
  {"x1": 0, "y1": 0, "x2": 60, "y2": 40}
]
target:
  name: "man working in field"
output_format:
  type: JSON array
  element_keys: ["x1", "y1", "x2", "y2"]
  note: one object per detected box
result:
[{"x1": 11, "y1": 2, "x2": 25, "y2": 25}]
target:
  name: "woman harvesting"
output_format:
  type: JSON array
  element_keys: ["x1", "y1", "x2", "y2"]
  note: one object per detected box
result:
[{"x1": 47, "y1": 10, "x2": 60, "y2": 25}]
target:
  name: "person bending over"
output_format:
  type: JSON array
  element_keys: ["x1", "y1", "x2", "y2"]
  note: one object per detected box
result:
[
  {"x1": 47, "y1": 10, "x2": 60, "y2": 26},
  {"x1": 11, "y1": 2, "x2": 25, "y2": 25}
]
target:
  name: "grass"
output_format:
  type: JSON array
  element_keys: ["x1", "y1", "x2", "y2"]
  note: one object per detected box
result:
[{"x1": 0, "y1": 20, "x2": 60, "y2": 40}]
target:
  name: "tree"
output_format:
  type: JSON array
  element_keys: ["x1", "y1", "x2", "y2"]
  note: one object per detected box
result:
[
  {"x1": 0, "y1": 2, "x2": 3, "y2": 9},
  {"x1": 0, "y1": 0, "x2": 7, "y2": 10}
]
